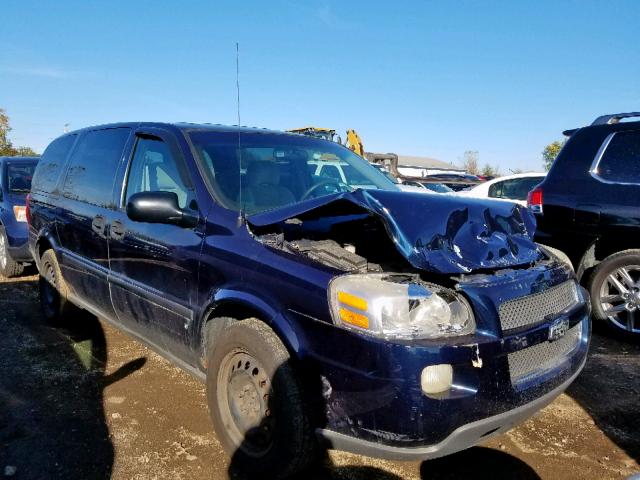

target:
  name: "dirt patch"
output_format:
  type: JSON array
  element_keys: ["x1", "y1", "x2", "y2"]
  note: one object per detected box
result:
[{"x1": 0, "y1": 275, "x2": 638, "y2": 479}]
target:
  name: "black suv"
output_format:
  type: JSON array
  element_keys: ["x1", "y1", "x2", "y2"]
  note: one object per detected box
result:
[{"x1": 530, "y1": 112, "x2": 640, "y2": 337}]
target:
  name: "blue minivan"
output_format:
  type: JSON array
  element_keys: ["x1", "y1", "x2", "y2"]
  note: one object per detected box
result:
[
  {"x1": 28, "y1": 123, "x2": 590, "y2": 477},
  {"x1": 0, "y1": 156, "x2": 39, "y2": 277}
]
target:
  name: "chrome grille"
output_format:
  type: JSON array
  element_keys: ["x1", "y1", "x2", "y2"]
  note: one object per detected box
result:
[
  {"x1": 499, "y1": 280, "x2": 579, "y2": 332},
  {"x1": 508, "y1": 322, "x2": 582, "y2": 384}
]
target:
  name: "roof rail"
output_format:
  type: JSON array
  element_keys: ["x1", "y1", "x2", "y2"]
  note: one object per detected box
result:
[{"x1": 591, "y1": 112, "x2": 640, "y2": 126}]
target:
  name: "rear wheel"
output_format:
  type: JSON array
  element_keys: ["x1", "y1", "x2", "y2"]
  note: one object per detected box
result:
[
  {"x1": 0, "y1": 228, "x2": 24, "y2": 278},
  {"x1": 39, "y1": 249, "x2": 82, "y2": 325},
  {"x1": 589, "y1": 250, "x2": 640, "y2": 338},
  {"x1": 206, "y1": 318, "x2": 317, "y2": 478}
]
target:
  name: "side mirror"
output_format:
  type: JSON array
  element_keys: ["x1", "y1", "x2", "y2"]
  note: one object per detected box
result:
[{"x1": 126, "y1": 191, "x2": 198, "y2": 228}]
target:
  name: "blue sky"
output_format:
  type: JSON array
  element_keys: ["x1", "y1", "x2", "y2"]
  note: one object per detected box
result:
[{"x1": 2, "y1": 1, "x2": 639, "y2": 171}]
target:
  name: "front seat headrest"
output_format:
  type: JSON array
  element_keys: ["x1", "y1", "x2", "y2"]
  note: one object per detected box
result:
[{"x1": 247, "y1": 161, "x2": 280, "y2": 187}]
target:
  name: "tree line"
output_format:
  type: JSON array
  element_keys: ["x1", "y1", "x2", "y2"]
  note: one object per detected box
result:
[
  {"x1": 460, "y1": 140, "x2": 565, "y2": 177},
  {"x1": 0, "y1": 108, "x2": 38, "y2": 157}
]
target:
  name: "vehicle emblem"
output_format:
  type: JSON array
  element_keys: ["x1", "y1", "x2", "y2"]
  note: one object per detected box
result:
[{"x1": 548, "y1": 317, "x2": 570, "y2": 342}]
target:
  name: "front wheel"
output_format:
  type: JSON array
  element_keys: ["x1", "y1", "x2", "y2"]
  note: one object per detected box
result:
[
  {"x1": 206, "y1": 318, "x2": 317, "y2": 478},
  {"x1": 589, "y1": 250, "x2": 640, "y2": 338}
]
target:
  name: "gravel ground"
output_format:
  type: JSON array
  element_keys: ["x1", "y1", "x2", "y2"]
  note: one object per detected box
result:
[{"x1": 0, "y1": 274, "x2": 638, "y2": 480}]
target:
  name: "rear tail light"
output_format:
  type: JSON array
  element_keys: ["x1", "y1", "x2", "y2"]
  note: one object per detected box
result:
[
  {"x1": 527, "y1": 187, "x2": 543, "y2": 214},
  {"x1": 25, "y1": 194, "x2": 31, "y2": 224},
  {"x1": 13, "y1": 205, "x2": 27, "y2": 223}
]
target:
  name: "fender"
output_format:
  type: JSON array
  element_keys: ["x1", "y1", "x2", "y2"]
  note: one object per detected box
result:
[
  {"x1": 33, "y1": 227, "x2": 60, "y2": 269},
  {"x1": 576, "y1": 240, "x2": 598, "y2": 282},
  {"x1": 195, "y1": 287, "x2": 304, "y2": 362}
]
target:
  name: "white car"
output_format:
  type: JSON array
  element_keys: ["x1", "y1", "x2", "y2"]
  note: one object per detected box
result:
[{"x1": 458, "y1": 172, "x2": 546, "y2": 206}]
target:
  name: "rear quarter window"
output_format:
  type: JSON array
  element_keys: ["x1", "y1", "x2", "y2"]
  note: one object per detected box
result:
[
  {"x1": 596, "y1": 130, "x2": 640, "y2": 183},
  {"x1": 62, "y1": 128, "x2": 131, "y2": 207},
  {"x1": 32, "y1": 134, "x2": 77, "y2": 193}
]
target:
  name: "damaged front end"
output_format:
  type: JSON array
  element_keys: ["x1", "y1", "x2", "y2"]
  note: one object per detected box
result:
[
  {"x1": 249, "y1": 189, "x2": 546, "y2": 341},
  {"x1": 249, "y1": 188, "x2": 543, "y2": 276},
  {"x1": 248, "y1": 189, "x2": 590, "y2": 458}
]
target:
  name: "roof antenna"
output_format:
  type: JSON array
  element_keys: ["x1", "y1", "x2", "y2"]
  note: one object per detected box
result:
[{"x1": 235, "y1": 41, "x2": 245, "y2": 227}]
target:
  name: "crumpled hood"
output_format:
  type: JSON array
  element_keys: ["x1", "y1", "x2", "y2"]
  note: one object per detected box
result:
[{"x1": 248, "y1": 189, "x2": 542, "y2": 274}]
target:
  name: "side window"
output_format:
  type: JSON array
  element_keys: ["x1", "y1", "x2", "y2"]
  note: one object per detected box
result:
[
  {"x1": 597, "y1": 131, "x2": 640, "y2": 183},
  {"x1": 63, "y1": 128, "x2": 130, "y2": 207},
  {"x1": 488, "y1": 181, "x2": 504, "y2": 198},
  {"x1": 32, "y1": 134, "x2": 77, "y2": 193},
  {"x1": 125, "y1": 136, "x2": 193, "y2": 209}
]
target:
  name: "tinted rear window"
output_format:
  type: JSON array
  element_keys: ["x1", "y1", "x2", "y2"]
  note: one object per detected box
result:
[
  {"x1": 62, "y1": 128, "x2": 131, "y2": 207},
  {"x1": 7, "y1": 162, "x2": 37, "y2": 193},
  {"x1": 32, "y1": 134, "x2": 77, "y2": 193},
  {"x1": 597, "y1": 130, "x2": 640, "y2": 183}
]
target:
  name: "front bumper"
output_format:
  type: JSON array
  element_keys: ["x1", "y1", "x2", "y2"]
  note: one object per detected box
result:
[
  {"x1": 289, "y1": 263, "x2": 590, "y2": 456},
  {"x1": 316, "y1": 353, "x2": 586, "y2": 460}
]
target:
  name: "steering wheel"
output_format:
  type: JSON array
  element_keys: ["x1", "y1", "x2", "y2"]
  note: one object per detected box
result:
[{"x1": 300, "y1": 179, "x2": 351, "y2": 200}]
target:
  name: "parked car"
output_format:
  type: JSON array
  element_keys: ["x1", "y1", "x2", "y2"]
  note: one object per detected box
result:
[
  {"x1": 530, "y1": 112, "x2": 640, "y2": 338},
  {"x1": 29, "y1": 123, "x2": 590, "y2": 477},
  {"x1": 402, "y1": 179, "x2": 455, "y2": 193},
  {"x1": 424, "y1": 173, "x2": 481, "y2": 191},
  {"x1": 459, "y1": 173, "x2": 546, "y2": 206},
  {"x1": 0, "y1": 156, "x2": 39, "y2": 277}
]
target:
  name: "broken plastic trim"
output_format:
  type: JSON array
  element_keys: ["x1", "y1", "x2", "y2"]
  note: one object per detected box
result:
[{"x1": 248, "y1": 189, "x2": 542, "y2": 274}]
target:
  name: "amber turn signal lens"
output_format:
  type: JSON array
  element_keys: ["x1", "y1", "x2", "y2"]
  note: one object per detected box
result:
[
  {"x1": 337, "y1": 291, "x2": 368, "y2": 311},
  {"x1": 339, "y1": 307, "x2": 369, "y2": 329}
]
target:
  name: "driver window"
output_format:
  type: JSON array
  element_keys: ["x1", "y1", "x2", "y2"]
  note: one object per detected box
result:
[{"x1": 126, "y1": 136, "x2": 193, "y2": 209}]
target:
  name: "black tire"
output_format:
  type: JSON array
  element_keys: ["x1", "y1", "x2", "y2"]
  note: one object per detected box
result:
[
  {"x1": 206, "y1": 318, "x2": 317, "y2": 478},
  {"x1": 0, "y1": 227, "x2": 25, "y2": 278},
  {"x1": 39, "y1": 249, "x2": 82, "y2": 325},
  {"x1": 588, "y1": 249, "x2": 640, "y2": 338}
]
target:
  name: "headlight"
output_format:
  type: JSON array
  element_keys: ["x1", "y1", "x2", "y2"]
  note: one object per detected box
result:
[{"x1": 328, "y1": 274, "x2": 475, "y2": 340}]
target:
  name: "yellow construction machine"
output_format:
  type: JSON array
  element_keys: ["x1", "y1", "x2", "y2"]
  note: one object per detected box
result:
[{"x1": 286, "y1": 127, "x2": 365, "y2": 157}]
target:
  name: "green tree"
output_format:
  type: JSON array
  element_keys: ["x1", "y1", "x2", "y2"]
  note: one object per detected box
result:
[
  {"x1": 14, "y1": 146, "x2": 38, "y2": 156},
  {"x1": 0, "y1": 109, "x2": 13, "y2": 156},
  {"x1": 542, "y1": 140, "x2": 564, "y2": 171},
  {"x1": 0, "y1": 108, "x2": 38, "y2": 156},
  {"x1": 481, "y1": 164, "x2": 501, "y2": 177}
]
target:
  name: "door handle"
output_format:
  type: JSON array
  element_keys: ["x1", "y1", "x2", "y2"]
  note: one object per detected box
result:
[
  {"x1": 110, "y1": 220, "x2": 126, "y2": 241},
  {"x1": 91, "y1": 215, "x2": 106, "y2": 236}
]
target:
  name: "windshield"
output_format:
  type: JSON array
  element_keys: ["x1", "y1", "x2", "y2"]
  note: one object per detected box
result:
[
  {"x1": 6, "y1": 162, "x2": 37, "y2": 193},
  {"x1": 188, "y1": 131, "x2": 397, "y2": 214},
  {"x1": 372, "y1": 165, "x2": 399, "y2": 184}
]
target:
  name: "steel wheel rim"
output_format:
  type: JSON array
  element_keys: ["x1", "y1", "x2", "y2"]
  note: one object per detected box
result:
[
  {"x1": 42, "y1": 261, "x2": 57, "y2": 306},
  {"x1": 216, "y1": 349, "x2": 275, "y2": 457},
  {"x1": 0, "y1": 235, "x2": 6, "y2": 269},
  {"x1": 599, "y1": 265, "x2": 640, "y2": 333}
]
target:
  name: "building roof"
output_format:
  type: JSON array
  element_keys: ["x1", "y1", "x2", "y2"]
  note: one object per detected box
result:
[{"x1": 396, "y1": 154, "x2": 462, "y2": 171}]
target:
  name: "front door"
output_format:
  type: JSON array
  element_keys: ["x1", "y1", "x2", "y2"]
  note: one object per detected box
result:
[{"x1": 107, "y1": 130, "x2": 204, "y2": 360}]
